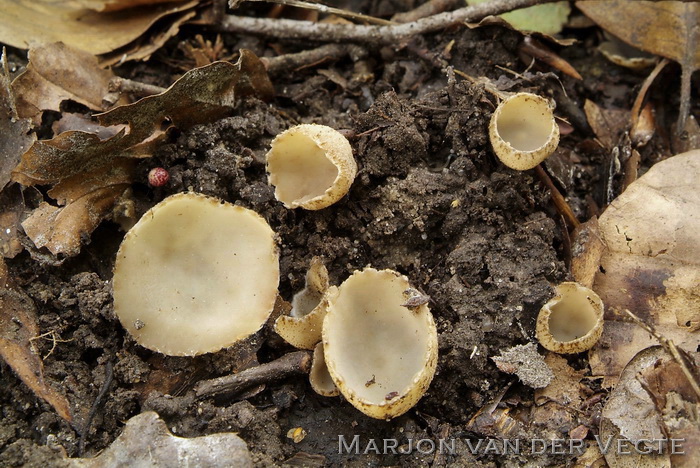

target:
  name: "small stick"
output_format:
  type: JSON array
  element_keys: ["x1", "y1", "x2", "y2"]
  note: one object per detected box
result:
[
  {"x1": 194, "y1": 351, "x2": 312, "y2": 399},
  {"x1": 534, "y1": 164, "x2": 580, "y2": 229},
  {"x1": 263, "y1": 44, "x2": 352, "y2": 76},
  {"x1": 623, "y1": 309, "x2": 700, "y2": 401},
  {"x1": 244, "y1": 0, "x2": 395, "y2": 26},
  {"x1": 520, "y1": 36, "x2": 582, "y2": 80},
  {"x1": 219, "y1": 0, "x2": 561, "y2": 44},
  {"x1": 78, "y1": 361, "x2": 114, "y2": 456},
  {"x1": 109, "y1": 77, "x2": 166, "y2": 97},
  {"x1": 392, "y1": 0, "x2": 463, "y2": 23}
]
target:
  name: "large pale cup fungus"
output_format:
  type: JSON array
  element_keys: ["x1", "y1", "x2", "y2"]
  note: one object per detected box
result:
[{"x1": 113, "y1": 193, "x2": 279, "y2": 356}]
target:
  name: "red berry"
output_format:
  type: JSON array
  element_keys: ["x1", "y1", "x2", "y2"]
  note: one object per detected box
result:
[{"x1": 148, "y1": 167, "x2": 169, "y2": 187}]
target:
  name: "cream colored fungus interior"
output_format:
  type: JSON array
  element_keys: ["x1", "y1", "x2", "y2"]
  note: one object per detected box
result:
[
  {"x1": 496, "y1": 94, "x2": 552, "y2": 151},
  {"x1": 113, "y1": 193, "x2": 279, "y2": 356},
  {"x1": 548, "y1": 287, "x2": 599, "y2": 342},
  {"x1": 324, "y1": 270, "x2": 431, "y2": 403},
  {"x1": 267, "y1": 129, "x2": 339, "y2": 205}
]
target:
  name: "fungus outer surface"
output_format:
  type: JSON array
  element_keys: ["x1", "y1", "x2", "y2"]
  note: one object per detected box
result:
[
  {"x1": 113, "y1": 192, "x2": 279, "y2": 356},
  {"x1": 310, "y1": 342, "x2": 340, "y2": 397},
  {"x1": 266, "y1": 124, "x2": 357, "y2": 210},
  {"x1": 274, "y1": 258, "x2": 332, "y2": 350},
  {"x1": 536, "y1": 282, "x2": 604, "y2": 354},
  {"x1": 323, "y1": 268, "x2": 438, "y2": 419},
  {"x1": 489, "y1": 92, "x2": 560, "y2": 170}
]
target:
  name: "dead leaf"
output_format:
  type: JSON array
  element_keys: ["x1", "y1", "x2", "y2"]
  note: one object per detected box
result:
[
  {"x1": 589, "y1": 150, "x2": 700, "y2": 386},
  {"x1": 0, "y1": 0, "x2": 198, "y2": 58},
  {"x1": 13, "y1": 51, "x2": 272, "y2": 187},
  {"x1": 11, "y1": 42, "x2": 127, "y2": 123},
  {"x1": 52, "y1": 112, "x2": 124, "y2": 139},
  {"x1": 66, "y1": 412, "x2": 252, "y2": 467},
  {"x1": 491, "y1": 342, "x2": 553, "y2": 389},
  {"x1": 11, "y1": 51, "x2": 272, "y2": 257},
  {"x1": 531, "y1": 353, "x2": 585, "y2": 437},
  {"x1": 577, "y1": 1, "x2": 700, "y2": 131},
  {"x1": 73, "y1": 0, "x2": 181, "y2": 12},
  {"x1": 21, "y1": 159, "x2": 134, "y2": 257},
  {"x1": 467, "y1": 1, "x2": 571, "y2": 36},
  {"x1": 0, "y1": 184, "x2": 26, "y2": 258},
  {"x1": 0, "y1": 287, "x2": 72, "y2": 422},
  {"x1": 583, "y1": 99, "x2": 629, "y2": 150},
  {"x1": 100, "y1": 8, "x2": 197, "y2": 66},
  {"x1": 600, "y1": 346, "x2": 700, "y2": 467},
  {"x1": 12, "y1": 130, "x2": 150, "y2": 186},
  {"x1": 598, "y1": 33, "x2": 657, "y2": 71},
  {"x1": 97, "y1": 51, "x2": 274, "y2": 140},
  {"x1": 0, "y1": 49, "x2": 35, "y2": 191}
]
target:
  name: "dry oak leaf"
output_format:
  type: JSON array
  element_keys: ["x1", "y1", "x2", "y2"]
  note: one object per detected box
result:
[
  {"x1": 11, "y1": 42, "x2": 128, "y2": 122},
  {"x1": 96, "y1": 50, "x2": 274, "y2": 140},
  {"x1": 11, "y1": 51, "x2": 273, "y2": 257},
  {"x1": 0, "y1": 285, "x2": 73, "y2": 422},
  {"x1": 0, "y1": 49, "x2": 35, "y2": 191},
  {"x1": 12, "y1": 50, "x2": 273, "y2": 186},
  {"x1": 577, "y1": 0, "x2": 700, "y2": 130},
  {"x1": 0, "y1": 0, "x2": 198, "y2": 57},
  {"x1": 588, "y1": 150, "x2": 700, "y2": 386},
  {"x1": 21, "y1": 160, "x2": 134, "y2": 257}
]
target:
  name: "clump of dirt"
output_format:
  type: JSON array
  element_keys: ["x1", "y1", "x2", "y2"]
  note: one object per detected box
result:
[{"x1": 0, "y1": 13, "x2": 672, "y2": 468}]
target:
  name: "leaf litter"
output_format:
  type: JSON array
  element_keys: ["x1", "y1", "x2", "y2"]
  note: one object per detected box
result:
[
  {"x1": 0, "y1": 260, "x2": 73, "y2": 423},
  {"x1": 577, "y1": 0, "x2": 700, "y2": 131},
  {"x1": 11, "y1": 50, "x2": 273, "y2": 258},
  {"x1": 11, "y1": 42, "x2": 128, "y2": 124},
  {"x1": 0, "y1": 0, "x2": 199, "y2": 62}
]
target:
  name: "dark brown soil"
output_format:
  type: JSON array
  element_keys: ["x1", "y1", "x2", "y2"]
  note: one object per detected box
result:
[{"x1": 0, "y1": 2, "x2": 692, "y2": 467}]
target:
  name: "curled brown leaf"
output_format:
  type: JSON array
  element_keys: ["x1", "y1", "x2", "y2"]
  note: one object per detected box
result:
[{"x1": 0, "y1": 285, "x2": 73, "y2": 422}]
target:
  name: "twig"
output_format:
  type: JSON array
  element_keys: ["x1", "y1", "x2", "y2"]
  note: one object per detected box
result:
[
  {"x1": 108, "y1": 77, "x2": 166, "y2": 97},
  {"x1": 630, "y1": 58, "x2": 668, "y2": 139},
  {"x1": 392, "y1": 0, "x2": 463, "y2": 23},
  {"x1": 219, "y1": 0, "x2": 561, "y2": 44},
  {"x1": 623, "y1": 309, "x2": 700, "y2": 401},
  {"x1": 534, "y1": 164, "x2": 580, "y2": 229},
  {"x1": 263, "y1": 44, "x2": 359, "y2": 76},
  {"x1": 194, "y1": 351, "x2": 312, "y2": 399},
  {"x1": 245, "y1": 0, "x2": 395, "y2": 26},
  {"x1": 78, "y1": 361, "x2": 114, "y2": 456}
]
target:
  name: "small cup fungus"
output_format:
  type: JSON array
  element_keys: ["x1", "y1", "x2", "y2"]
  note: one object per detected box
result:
[
  {"x1": 310, "y1": 342, "x2": 340, "y2": 397},
  {"x1": 266, "y1": 124, "x2": 357, "y2": 210},
  {"x1": 535, "y1": 282, "x2": 604, "y2": 354},
  {"x1": 489, "y1": 92, "x2": 560, "y2": 170},
  {"x1": 322, "y1": 268, "x2": 438, "y2": 420},
  {"x1": 113, "y1": 192, "x2": 279, "y2": 356},
  {"x1": 274, "y1": 258, "x2": 334, "y2": 350}
]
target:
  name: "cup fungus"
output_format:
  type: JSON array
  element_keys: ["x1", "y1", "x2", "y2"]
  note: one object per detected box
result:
[
  {"x1": 113, "y1": 192, "x2": 279, "y2": 356},
  {"x1": 535, "y1": 282, "x2": 604, "y2": 354},
  {"x1": 322, "y1": 268, "x2": 438, "y2": 420},
  {"x1": 274, "y1": 258, "x2": 335, "y2": 350},
  {"x1": 489, "y1": 92, "x2": 560, "y2": 170},
  {"x1": 266, "y1": 124, "x2": 357, "y2": 210},
  {"x1": 310, "y1": 342, "x2": 340, "y2": 397}
]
